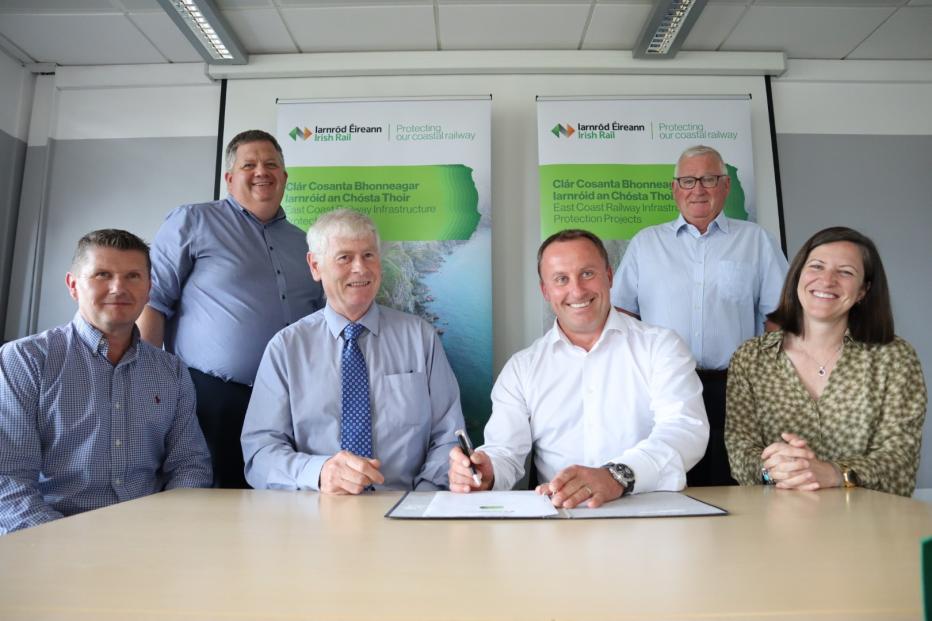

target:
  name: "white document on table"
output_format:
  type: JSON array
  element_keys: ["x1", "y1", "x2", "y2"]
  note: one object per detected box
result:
[
  {"x1": 423, "y1": 491, "x2": 558, "y2": 518},
  {"x1": 385, "y1": 490, "x2": 726, "y2": 519}
]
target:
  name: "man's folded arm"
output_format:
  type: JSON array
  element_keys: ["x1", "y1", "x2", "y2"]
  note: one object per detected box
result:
[
  {"x1": 477, "y1": 356, "x2": 533, "y2": 491},
  {"x1": 0, "y1": 343, "x2": 63, "y2": 534},
  {"x1": 612, "y1": 330, "x2": 709, "y2": 493},
  {"x1": 241, "y1": 340, "x2": 330, "y2": 490},
  {"x1": 414, "y1": 332, "x2": 466, "y2": 490},
  {"x1": 160, "y1": 360, "x2": 213, "y2": 489}
]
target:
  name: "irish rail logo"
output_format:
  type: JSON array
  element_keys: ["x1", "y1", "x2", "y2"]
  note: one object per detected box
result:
[
  {"x1": 551, "y1": 123, "x2": 576, "y2": 138},
  {"x1": 289, "y1": 127, "x2": 312, "y2": 141}
]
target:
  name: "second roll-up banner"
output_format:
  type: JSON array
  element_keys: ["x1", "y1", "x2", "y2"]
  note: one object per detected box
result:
[
  {"x1": 537, "y1": 95, "x2": 756, "y2": 270},
  {"x1": 277, "y1": 96, "x2": 493, "y2": 441}
]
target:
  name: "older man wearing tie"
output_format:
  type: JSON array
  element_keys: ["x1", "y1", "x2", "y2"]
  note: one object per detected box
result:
[{"x1": 241, "y1": 209, "x2": 464, "y2": 493}]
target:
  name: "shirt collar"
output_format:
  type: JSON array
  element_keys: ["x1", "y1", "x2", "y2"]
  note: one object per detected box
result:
[
  {"x1": 226, "y1": 195, "x2": 286, "y2": 225},
  {"x1": 324, "y1": 302, "x2": 381, "y2": 339},
  {"x1": 72, "y1": 312, "x2": 139, "y2": 362},
  {"x1": 761, "y1": 328, "x2": 862, "y2": 358},
  {"x1": 669, "y1": 212, "x2": 729, "y2": 238},
  {"x1": 547, "y1": 308, "x2": 627, "y2": 352}
]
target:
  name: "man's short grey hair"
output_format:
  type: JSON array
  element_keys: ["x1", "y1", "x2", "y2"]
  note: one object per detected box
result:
[
  {"x1": 224, "y1": 129, "x2": 284, "y2": 171},
  {"x1": 306, "y1": 209, "x2": 381, "y2": 259},
  {"x1": 675, "y1": 145, "x2": 727, "y2": 176}
]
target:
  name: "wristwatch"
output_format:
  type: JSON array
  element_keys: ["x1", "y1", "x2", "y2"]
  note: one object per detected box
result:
[
  {"x1": 603, "y1": 463, "x2": 635, "y2": 496},
  {"x1": 840, "y1": 464, "x2": 860, "y2": 488}
]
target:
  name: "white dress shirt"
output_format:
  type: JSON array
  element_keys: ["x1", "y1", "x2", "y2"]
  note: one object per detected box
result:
[
  {"x1": 481, "y1": 309, "x2": 709, "y2": 493},
  {"x1": 610, "y1": 213, "x2": 788, "y2": 370}
]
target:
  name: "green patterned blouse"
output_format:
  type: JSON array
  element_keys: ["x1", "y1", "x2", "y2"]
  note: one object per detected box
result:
[{"x1": 725, "y1": 330, "x2": 927, "y2": 497}]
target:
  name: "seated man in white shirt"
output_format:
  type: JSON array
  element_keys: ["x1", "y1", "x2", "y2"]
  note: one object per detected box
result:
[{"x1": 448, "y1": 229, "x2": 709, "y2": 508}]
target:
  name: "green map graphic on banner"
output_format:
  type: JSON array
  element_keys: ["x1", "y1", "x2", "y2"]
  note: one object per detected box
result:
[
  {"x1": 540, "y1": 163, "x2": 747, "y2": 239},
  {"x1": 283, "y1": 164, "x2": 480, "y2": 240}
]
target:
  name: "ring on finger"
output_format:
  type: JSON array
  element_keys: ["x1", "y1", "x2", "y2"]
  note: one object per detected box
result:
[{"x1": 584, "y1": 485, "x2": 593, "y2": 496}]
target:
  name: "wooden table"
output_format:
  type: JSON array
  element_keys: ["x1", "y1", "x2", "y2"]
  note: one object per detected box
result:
[{"x1": 1, "y1": 486, "x2": 930, "y2": 620}]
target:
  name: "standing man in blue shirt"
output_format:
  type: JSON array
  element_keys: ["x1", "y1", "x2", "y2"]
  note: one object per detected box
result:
[
  {"x1": 0, "y1": 229, "x2": 212, "y2": 535},
  {"x1": 611, "y1": 145, "x2": 788, "y2": 486},
  {"x1": 241, "y1": 209, "x2": 465, "y2": 493},
  {"x1": 138, "y1": 130, "x2": 324, "y2": 489}
]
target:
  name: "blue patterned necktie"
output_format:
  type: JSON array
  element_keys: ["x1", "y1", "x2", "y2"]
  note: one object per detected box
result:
[{"x1": 340, "y1": 323, "x2": 372, "y2": 457}]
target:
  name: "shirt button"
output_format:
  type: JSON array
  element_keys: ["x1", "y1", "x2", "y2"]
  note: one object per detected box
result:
[
  {"x1": 114, "y1": 478, "x2": 122, "y2": 485},
  {"x1": 269, "y1": 246, "x2": 274, "y2": 251},
  {"x1": 281, "y1": 294, "x2": 286, "y2": 300},
  {"x1": 113, "y1": 402, "x2": 121, "y2": 410},
  {"x1": 114, "y1": 439, "x2": 122, "y2": 447}
]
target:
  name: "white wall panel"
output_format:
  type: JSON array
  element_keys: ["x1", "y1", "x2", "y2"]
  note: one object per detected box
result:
[
  {"x1": 0, "y1": 52, "x2": 33, "y2": 142},
  {"x1": 772, "y1": 60, "x2": 932, "y2": 135}
]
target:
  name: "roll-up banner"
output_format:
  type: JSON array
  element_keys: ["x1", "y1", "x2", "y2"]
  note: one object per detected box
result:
[
  {"x1": 538, "y1": 96, "x2": 755, "y2": 266},
  {"x1": 277, "y1": 97, "x2": 492, "y2": 440}
]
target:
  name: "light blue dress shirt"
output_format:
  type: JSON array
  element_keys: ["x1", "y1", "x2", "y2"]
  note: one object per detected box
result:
[
  {"x1": 241, "y1": 303, "x2": 465, "y2": 491},
  {"x1": 611, "y1": 213, "x2": 788, "y2": 370},
  {"x1": 0, "y1": 314, "x2": 213, "y2": 535},
  {"x1": 148, "y1": 196, "x2": 324, "y2": 385}
]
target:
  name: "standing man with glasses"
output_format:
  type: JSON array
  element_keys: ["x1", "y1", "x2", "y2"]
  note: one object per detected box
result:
[{"x1": 610, "y1": 145, "x2": 788, "y2": 486}]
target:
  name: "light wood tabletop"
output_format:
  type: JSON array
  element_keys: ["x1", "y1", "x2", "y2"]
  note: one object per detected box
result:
[{"x1": 1, "y1": 486, "x2": 930, "y2": 620}]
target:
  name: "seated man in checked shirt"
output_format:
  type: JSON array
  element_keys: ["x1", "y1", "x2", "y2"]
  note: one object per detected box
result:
[{"x1": 0, "y1": 229, "x2": 212, "y2": 535}]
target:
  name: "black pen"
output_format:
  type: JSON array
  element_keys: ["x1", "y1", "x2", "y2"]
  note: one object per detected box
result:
[{"x1": 455, "y1": 429, "x2": 482, "y2": 486}]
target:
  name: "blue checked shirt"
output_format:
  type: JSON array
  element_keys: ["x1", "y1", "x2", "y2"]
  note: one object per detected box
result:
[{"x1": 0, "y1": 314, "x2": 212, "y2": 535}]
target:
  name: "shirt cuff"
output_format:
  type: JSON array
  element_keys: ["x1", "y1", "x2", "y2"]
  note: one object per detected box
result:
[
  {"x1": 145, "y1": 297, "x2": 176, "y2": 320},
  {"x1": 297, "y1": 454, "x2": 330, "y2": 491},
  {"x1": 610, "y1": 451, "x2": 662, "y2": 494}
]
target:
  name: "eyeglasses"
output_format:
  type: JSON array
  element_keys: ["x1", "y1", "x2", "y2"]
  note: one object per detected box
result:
[{"x1": 673, "y1": 174, "x2": 727, "y2": 190}]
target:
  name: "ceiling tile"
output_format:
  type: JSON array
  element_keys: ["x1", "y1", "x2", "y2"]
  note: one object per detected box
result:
[
  {"x1": 581, "y1": 3, "x2": 653, "y2": 50},
  {"x1": 439, "y1": 3, "x2": 591, "y2": 49},
  {"x1": 129, "y1": 11, "x2": 203, "y2": 62},
  {"x1": 0, "y1": 13, "x2": 166, "y2": 65},
  {"x1": 222, "y1": 8, "x2": 298, "y2": 54},
  {"x1": 682, "y1": 4, "x2": 747, "y2": 50},
  {"x1": 116, "y1": 0, "x2": 169, "y2": 11},
  {"x1": 752, "y1": 0, "x2": 901, "y2": 5},
  {"x1": 848, "y1": 7, "x2": 932, "y2": 59},
  {"x1": 215, "y1": 0, "x2": 274, "y2": 8},
  {"x1": 721, "y1": 5, "x2": 895, "y2": 59},
  {"x1": 278, "y1": 0, "x2": 431, "y2": 5},
  {"x1": 0, "y1": 0, "x2": 115, "y2": 11},
  {"x1": 281, "y1": 5, "x2": 437, "y2": 52},
  {"x1": 439, "y1": 0, "x2": 590, "y2": 4}
]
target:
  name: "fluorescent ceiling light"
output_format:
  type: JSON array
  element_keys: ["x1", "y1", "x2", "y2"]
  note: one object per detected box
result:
[
  {"x1": 157, "y1": 0, "x2": 247, "y2": 65},
  {"x1": 633, "y1": 0, "x2": 709, "y2": 59}
]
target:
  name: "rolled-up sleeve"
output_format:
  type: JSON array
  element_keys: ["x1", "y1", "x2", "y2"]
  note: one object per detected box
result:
[{"x1": 148, "y1": 206, "x2": 197, "y2": 319}]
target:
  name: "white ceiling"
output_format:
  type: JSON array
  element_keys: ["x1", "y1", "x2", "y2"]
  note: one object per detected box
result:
[{"x1": 0, "y1": 0, "x2": 930, "y2": 67}]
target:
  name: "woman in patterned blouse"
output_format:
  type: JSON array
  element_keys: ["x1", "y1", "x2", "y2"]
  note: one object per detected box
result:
[{"x1": 725, "y1": 226, "x2": 927, "y2": 496}]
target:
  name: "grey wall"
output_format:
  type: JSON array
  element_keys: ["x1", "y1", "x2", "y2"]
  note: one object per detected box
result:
[
  {"x1": 0, "y1": 129, "x2": 26, "y2": 338},
  {"x1": 777, "y1": 133, "x2": 932, "y2": 486},
  {"x1": 31, "y1": 136, "x2": 217, "y2": 332}
]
